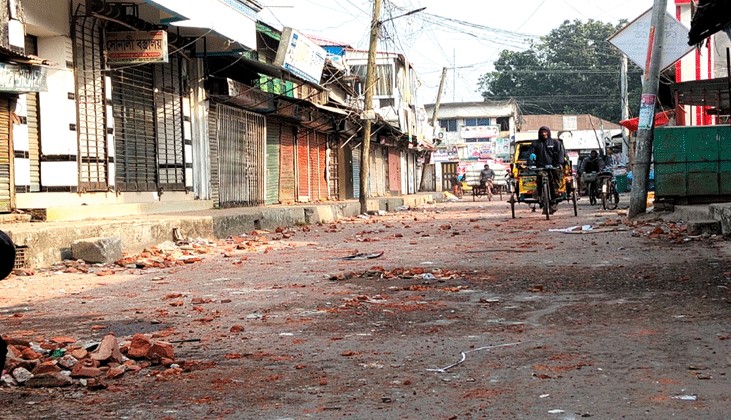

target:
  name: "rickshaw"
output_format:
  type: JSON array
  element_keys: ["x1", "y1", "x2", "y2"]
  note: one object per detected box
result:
[{"x1": 506, "y1": 140, "x2": 578, "y2": 220}]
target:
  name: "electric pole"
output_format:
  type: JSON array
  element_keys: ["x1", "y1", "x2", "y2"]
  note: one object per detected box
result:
[
  {"x1": 620, "y1": 54, "x2": 630, "y2": 163},
  {"x1": 359, "y1": 0, "x2": 382, "y2": 214},
  {"x1": 419, "y1": 67, "x2": 448, "y2": 192},
  {"x1": 629, "y1": 0, "x2": 667, "y2": 219}
]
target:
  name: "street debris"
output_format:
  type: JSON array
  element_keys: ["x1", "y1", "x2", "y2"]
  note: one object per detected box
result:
[
  {"x1": 341, "y1": 251, "x2": 384, "y2": 260},
  {"x1": 329, "y1": 266, "x2": 465, "y2": 282},
  {"x1": 549, "y1": 224, "x2": 630, "y2": 234},
  {"x1": 671, "y1": 394, "x2": 698, "y2": 401},
  {"x1": 0, "y1": 333, "x2": 193, "y2": 390},
  {"x1": 426, "y1": 342, "x2": 526, "y2": 373}
]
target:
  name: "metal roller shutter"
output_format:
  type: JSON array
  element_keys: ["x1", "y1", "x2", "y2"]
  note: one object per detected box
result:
[
  {"x1": 296, "y1": 129, "x2": 309, "y2": 202},
  {"x1": 317, "y1": 132, "x2": 327, "y2": 200},
  {"x1": 154, "y1": 57, "x2": 186, "y2": 191},
  {"x1": 216, "y1": 104, "x2": 265, "y2": 207},
  {"x1": 265, "y1": 121, "x2": 281, "y2": 205},
  {"x1": 328, "y1": 136, "x2": 339, "y2": 200},
  {"x1": 0, "y1": 98, "x2": 11, "y2": 212},
  {"x1": 352, "y1": 145, "x2": 361, "y2": 199},
  {"x1": 25, "y1": 36, "x2": 40, "y2": 192},
  {"x1": 26, "y1": 92, "x2": 40, "y2": 192},
  {"x1": 279, "y1": 123, "x2": 295, "y2": 204},
  {"x1": 73, "y1": 9, "x2": 108, "y2": 191},
  {"x1": 308, "y1": 130, "x2": 322, "y2": 201},
  {"x1": 113, "y1": 65, "x2": 156, "y2": 191},
  {"x1": 208, "y1": 103, "x2": 220, "y2": 206}
]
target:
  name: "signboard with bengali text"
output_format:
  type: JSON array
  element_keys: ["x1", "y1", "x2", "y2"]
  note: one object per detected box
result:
[
  {"x1": 106, "y1": 31, "x2": 169, "y2": 65},
  {"x1": 0, "y1": 62, "x2": 47, "y2": 93},
  {"x1": 274, "y1": 28, "x2": 327, "y2": 85}
]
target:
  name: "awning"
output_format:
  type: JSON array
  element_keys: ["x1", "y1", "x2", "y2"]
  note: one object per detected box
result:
[
  {"x1": 688, "y1": 0, "x2": 731, "y2": 45},
  {"x1": 146, "y1": 0, "x2": 259, "y2": 50},
  {"x1": 0, "y1": 45, "x2": 52, "y2": 66},
  {"x1": 619, "y1": 111, "x2": 671, "y2": 132}
]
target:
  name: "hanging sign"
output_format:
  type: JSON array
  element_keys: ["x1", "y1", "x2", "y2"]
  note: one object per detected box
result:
[
  {"x1": 106, "y1": 31, "x2": 169, "y2": 65},
  {"x1": 0, "y1": 62, "x2": 47, "y2": 93}
]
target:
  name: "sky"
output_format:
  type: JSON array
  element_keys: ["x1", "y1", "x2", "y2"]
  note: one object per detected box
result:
[{"x1": 257, "y1": 0, "x2": 679, "y2": 105}]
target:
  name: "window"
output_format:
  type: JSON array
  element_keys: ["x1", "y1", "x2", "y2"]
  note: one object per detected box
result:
[
  {"x1": 439, "y1": 118, "x2": 457, "y2": 132},
  {"x1": 351, "y1": 64, "x2": 393, "y2": 96},
  {"x1": 464, "y1": 117, "x2": 490, "y2": 126},
  {"x1": 496, "y1": 117, "x2": 510, "y2": 131},
  {"x1": 379, "y1": 98, "x2": 394, "y2": 108}
]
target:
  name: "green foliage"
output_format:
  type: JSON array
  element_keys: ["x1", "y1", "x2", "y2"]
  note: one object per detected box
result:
[{"x1": 477, "y1": 19, "x2": 643, "y2": 122}]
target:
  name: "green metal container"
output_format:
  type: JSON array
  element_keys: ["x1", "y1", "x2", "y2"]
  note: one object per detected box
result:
[
  {"x1": 614, "y1": 174, "x2": 627, "y2": 193},
  {"x1": 653, "y1": 125, "x2": 731, "y2": 198}
]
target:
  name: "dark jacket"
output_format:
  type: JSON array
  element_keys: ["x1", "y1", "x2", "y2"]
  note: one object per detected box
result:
[{"x1": 530, "y1": 126, "x2": 565, "y2": 167}]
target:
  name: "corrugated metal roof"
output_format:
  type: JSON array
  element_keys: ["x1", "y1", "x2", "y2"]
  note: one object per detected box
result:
[{"x1": 0, "y1": 44, "x2": 52, "y2": 66}]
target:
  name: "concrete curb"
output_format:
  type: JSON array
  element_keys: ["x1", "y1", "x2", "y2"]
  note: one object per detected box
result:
[{"x1": 2, "y1": 194, "x2": 441, "y2": 270}]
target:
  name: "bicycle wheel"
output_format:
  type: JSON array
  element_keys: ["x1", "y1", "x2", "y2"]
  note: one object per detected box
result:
[
  {"x1": 607, "y1": 185, "x2": 620, "y2": 210},
  {"x1": 589, "y1": 183, "x2": 597, "y2": 205},
  {"x1": 542, "y1": 177, "x2": 551, "y2": 220}
]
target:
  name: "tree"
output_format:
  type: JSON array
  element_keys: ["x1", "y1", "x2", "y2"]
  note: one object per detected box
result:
[{"x1": 477, "y1": 19, "x2": 643, "y2": 122}]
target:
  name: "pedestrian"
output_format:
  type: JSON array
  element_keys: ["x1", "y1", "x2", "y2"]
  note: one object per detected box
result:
[{"x1": 528, "y1": 126, "x2": 565, "y2": 214}]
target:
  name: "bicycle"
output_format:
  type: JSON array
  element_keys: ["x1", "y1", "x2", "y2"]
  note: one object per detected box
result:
[
  {"x1": 581, "y1": 172, "x2": 599, "y2": 205},
  {"x1": 598, "y1": 171, "x2": 620, "y2": 210}
]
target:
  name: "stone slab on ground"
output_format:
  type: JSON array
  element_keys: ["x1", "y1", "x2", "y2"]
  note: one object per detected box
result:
[
  {"x1": 687, "y1": 219, "x2": 722, "y2": 236},
  {"x1": 71, "y1": 236, "x2": 123, "y2": 264}
]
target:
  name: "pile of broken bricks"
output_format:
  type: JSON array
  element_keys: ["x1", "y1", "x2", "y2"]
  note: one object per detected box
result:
[{"x1": 1, "y1": 333, "x2": 182, "y2": 390}]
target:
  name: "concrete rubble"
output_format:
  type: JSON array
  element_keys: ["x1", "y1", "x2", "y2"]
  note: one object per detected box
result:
[{"x1": 1, "y1": 333, "x2": 178, "y2": 390}]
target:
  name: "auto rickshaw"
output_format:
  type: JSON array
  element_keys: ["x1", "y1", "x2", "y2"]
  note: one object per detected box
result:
[{"x1": 506, "y1": 139, "x2": 578, "y2": 219}]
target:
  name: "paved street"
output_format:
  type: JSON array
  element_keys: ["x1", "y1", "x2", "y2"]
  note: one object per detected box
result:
[{"x1": 1, "y1": 196, "x2": 730, "y2": 419}]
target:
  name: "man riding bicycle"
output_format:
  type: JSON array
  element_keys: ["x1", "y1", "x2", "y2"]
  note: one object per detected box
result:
[
  {"x1": 578, "y1": 150, "x2": 606, "y2": 202},
  {"x1": 528, "y1": 126, "x2": 564, "y2": 214}
]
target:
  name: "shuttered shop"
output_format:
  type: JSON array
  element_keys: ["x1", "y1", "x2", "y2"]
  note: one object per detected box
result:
[
  {"x1": 73, "y1": 10, "x2": 108, "y2": 191},
  {"x1": 214, "y1": 103, "x2": 265, "y2": 207},
  {"x1": 113, "y1": 66, "x2": 156, "y2": 191},
  {"x1": 307, "y1": 130, "x2": 327, "y2": 201},
  {"x1": 369, "y1": 145, "x2": 387, "y2": 196},
  {"x1": 328, "y1": 138, "x2": 339, "y2": 200},
  {"x1": 296, "y1": 129, "x2": 309, "y2": 201},
  {"x1": 25, "y1": 36, "x2": 40, "y2": 192},
  {"x1": 209, "y1": 103, "x2": 220, "y2": 205},
  {"x1": 278, "y1": 123, "x2": 296, "y2": 204},
  {"x1": 0, "y1": 97, "x2": 11, "y2": 212},
  {"x1": 265, "y1": 120, "x2": 281, "y2": 205},
  {"x1": 352, "y1": 145, "x2": 361, "y2": 199},
  {"x1": 154, "y1": 59, "x2": 186, "y2": 191},
  {"x1": 112, "y1": 56, "x2": 188, "y2": 192}
]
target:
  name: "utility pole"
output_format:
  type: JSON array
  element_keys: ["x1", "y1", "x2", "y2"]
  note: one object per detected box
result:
[
  {"x1": 359, "y1": 0, "x2": 382, "y2": 214},
  {"x1": 418, "y1": 67, "x2": 448, "y2": 192},
  {"x1": 620, "y1": 54, "x2": 630, "y2": 163},
  {"x1": 629, "y1": 0, "x2": 667, "y2": 219}
]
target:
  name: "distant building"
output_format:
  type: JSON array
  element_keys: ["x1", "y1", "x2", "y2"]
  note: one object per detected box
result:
[{"x1": 423, "y1": 100, "x2": 519, "y2": 191}]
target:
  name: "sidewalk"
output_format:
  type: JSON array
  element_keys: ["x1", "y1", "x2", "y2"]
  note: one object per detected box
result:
[{"x1": 1, "y1": 193, "x2": 441, "y2": 270}]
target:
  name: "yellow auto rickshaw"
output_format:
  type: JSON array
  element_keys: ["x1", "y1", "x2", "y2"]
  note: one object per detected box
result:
[{"x1": 506, "y1": 139, "x2": 578, "y2": 219}]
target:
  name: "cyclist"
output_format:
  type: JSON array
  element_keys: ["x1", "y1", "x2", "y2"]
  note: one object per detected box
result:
[
  {"x1": 578, "y1": 150, "x2": 606, "y2": 200},
  {"x1": 528, "y1": 126, "x2": 565, "y2": 214}
]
